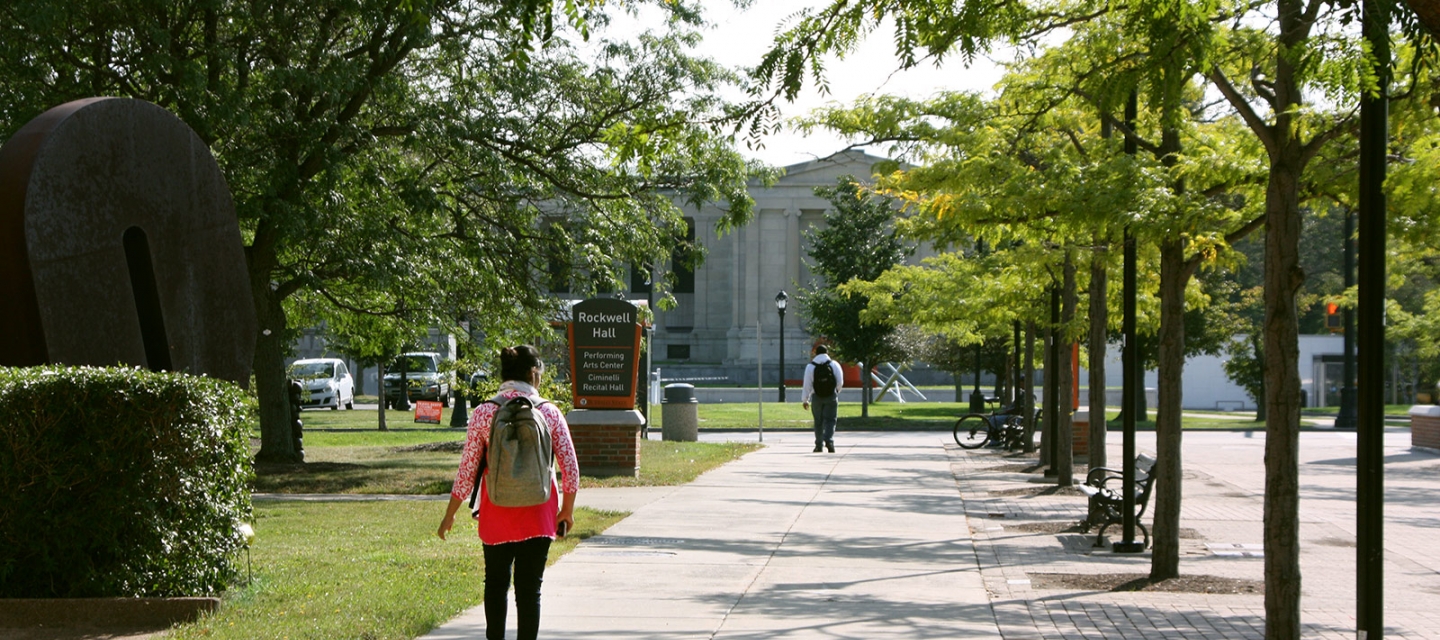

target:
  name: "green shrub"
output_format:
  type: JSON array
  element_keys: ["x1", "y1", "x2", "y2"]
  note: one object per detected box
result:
[{"x1": 0, "y1": 366, "x2": 253, "y2": 597}]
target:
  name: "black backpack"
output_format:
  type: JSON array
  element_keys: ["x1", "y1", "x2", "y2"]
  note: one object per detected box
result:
[{"x1": 812, "y1": 359, "x2": 838, "y2": 398}]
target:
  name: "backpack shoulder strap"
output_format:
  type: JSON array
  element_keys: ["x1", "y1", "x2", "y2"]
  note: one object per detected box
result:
[{"x1": 470, "y1": 399, "x2": 507, "y2": 513}]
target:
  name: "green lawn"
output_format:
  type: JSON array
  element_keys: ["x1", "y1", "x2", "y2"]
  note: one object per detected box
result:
[
  {"x1": 1098, "y1": 409, "x2": 1323, "y2": 429},
  {"x1": 583, "y1": 440, "x2": 761, "y2": 488},
  {"x1": 679, "y1": 401, "x2": 964, "y2": 431},
  {"x1": 673, "y1": 402, "x2": 1331, "y2": 432},
  {"x1": 1303, "y1": 403, "x2": 1417, "y2": 415},
  {"x1": 254, "y1": 438, "x2": 761, "y2": 494},
  {"x1": 302, "y1": 399, "x2": 1352, "y2": 436},
  {"x1": 294, "y1": 406, "x2": 466, "y2": 431},
  {"x1": 166, "y1": 501, "x2": 624, "y2": 640}
]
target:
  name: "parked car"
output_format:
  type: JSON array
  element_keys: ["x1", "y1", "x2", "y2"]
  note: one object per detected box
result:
[
  {"x1": 383, "y1": 352, "x2": 451, "y2": 408},
  {"x1": 287, "y1": 358, "x2": 355, "y2": 411},
  {"x1": 463, "y1": 369, "x2": 491, "y2": 404}
]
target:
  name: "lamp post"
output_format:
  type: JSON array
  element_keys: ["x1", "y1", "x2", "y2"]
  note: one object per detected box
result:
[{"x1": 776, "y1": 291, "x2": 788, "y2": 402}]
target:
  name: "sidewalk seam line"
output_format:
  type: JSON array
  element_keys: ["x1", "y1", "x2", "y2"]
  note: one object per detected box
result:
[{"x1": 706, "y1": 447, "x2": 849, "y2": 640}]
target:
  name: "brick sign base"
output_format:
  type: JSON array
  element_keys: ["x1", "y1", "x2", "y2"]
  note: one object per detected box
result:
[
  {"x1": 1410, "y1": 405, "x2": 1440, "y2": 450},
  {"x1": 566, "y1": 409, "x2": 643, "y2": 477},
  {"x1": 1072, "y1": 410, "x2": 1089, "y2": 457}
]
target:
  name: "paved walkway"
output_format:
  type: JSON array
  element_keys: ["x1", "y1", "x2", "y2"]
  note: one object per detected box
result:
[
  {"x1": 424, "y1": 431, "x2": 996, "y2": 639},
  {"x1": 421, "y1": 429, "x2": 1440, "y2": 639}
]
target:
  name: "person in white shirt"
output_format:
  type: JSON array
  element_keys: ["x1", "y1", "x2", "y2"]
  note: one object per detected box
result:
[{"x1": 801, "y1": 345, "x2": 845, "y2": 453}]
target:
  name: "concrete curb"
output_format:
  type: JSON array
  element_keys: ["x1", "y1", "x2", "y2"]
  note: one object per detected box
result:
[{"x1": 0, "y1": 597, "x2": 219, "y2": 630}]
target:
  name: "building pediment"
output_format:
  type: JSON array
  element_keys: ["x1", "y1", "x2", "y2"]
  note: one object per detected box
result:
[{"x1": 755, "y1": 149, "x2": 906, "y2": 188}]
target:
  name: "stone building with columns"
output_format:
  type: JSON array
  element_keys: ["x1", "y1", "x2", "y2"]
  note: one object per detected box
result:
[
  {"x1": 292, "y1": 150, "x2": 951, "y2": 391},
  {"x1": 644, "y1": 149, "x2": 946, "y2": 386}
]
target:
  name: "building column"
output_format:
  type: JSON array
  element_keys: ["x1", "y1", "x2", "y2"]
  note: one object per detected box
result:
[
  {"x1": 785, "y1": 205, "x2": 801, "y2": 376},
  {"x1": 694, "y1": 214, "x2": 710, "y2": 332}
]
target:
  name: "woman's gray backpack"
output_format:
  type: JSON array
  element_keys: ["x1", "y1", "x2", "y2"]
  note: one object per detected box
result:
[{"x1": 470, "y1": 396, "x2": 553, "y2": 513}]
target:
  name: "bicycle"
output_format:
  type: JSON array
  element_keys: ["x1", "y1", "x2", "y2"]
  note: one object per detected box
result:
[{"x1": 953, "y1": 398, "x2": 1039, "y2": 450}]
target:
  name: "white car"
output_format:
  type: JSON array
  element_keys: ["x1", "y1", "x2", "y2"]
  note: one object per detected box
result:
[{"x1": 288, "y1": 358, "x2": 356, "y2": 411}]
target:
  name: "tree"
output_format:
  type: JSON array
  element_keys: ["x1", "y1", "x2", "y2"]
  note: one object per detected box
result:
[
  {"x1": 779, "y1": 0, "x2": 1277, "y2": 582},
  {"x1": 0, "y1": 0, "x2": 760, "y2": 463},
  {"x1": 805, "y1": 91, "x2": 1141, "y2": 484},
  {"x1": 920, "y1": 333, "x2": 1013, "y2": 402},
  {"x1": 317, "y1": 305, "x2": 429, "y2": 432},
  {"x1": 797, "y1": 176, "x2": 915, "y2": 418},
  {"x1": 757, "y1": 7, "x2": 1440, "y2": 627}
]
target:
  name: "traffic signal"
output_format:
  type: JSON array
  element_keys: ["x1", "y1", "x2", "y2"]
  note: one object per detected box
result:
[{"x1": 1326, "y1": 302, "x2": 1342, "y2": 332}]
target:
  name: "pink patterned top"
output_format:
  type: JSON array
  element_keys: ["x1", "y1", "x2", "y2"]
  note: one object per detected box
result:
[{"x1": 450, "y1": 381, "x2": 580, "y2": 545}]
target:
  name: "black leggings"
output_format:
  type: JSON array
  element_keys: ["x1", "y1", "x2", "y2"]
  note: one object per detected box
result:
[{"x1": 482, "y1": 537, "x2": 552, "y2": 640}]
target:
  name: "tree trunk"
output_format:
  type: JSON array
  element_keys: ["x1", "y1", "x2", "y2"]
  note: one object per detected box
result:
[
  {"x1": 1253, "y1": 334, "x2": 1267, "y2": 422},
  {"x1": 1055, "y1": 254, "x2": 1076, "y2": 486},
  {"x1": 1263, "y1": 3, "x2": 1307, "y2": 636},
  {"x1": 1088, "y1": 249, "x2": 1108, "y2": 470},
  {"x1": 252, "y1": 283, "x2": 300, "y2": 463},
  {"x1": 1041, "y1": 294, "x2": 1056, "y2": 467},
  {"x1": 1151, "y1": 236, "x2": 1191, "y2": 580},
  {"x1": 1263, "y1": 148, "x2": 1305, "y2": 640},
  {"x1": 1403, "y1": 0, "x2": 1440, "y2": 40},
  {"x1": 377, "y1": 360, "x2": 388, "y2": 432},
  {"x1": 861, "y1": 360, "x2": 871, "y2": 418},
  {"x1": 1135, "y1": 358, "x2": 1149, "y2": 422},
  {"x1": 995, "y1": 344, "x2": 1007, "y2": 400}
]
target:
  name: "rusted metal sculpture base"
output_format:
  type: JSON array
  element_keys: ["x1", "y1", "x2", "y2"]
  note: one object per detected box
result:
[{"x1": 0, "y1": 98, "x2": 255, "y2": 385}]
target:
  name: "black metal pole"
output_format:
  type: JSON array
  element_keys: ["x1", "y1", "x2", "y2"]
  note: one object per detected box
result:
[
  {"x1": 1357, "y1": 0, "x2": 1388, "y2": 634},
  {"x1": 1338, "y1": 208, "x2": 1358, "y2": 430},
  {"x1": 1114, "y1": 90, "x2": 1144, "y2": 554},
  {"x1": 778, "y1": 307, "x2": 787, "y2": 402}
]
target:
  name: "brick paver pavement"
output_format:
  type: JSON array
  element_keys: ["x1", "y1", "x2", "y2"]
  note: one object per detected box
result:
[{"x1": 948, "y1": 428, "x2": 1440, "y2": 639}]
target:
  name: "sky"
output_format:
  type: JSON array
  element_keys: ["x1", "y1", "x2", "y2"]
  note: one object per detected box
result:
[{"x1": 602, "y1": 1, "x2": 1010, "y2": 169}]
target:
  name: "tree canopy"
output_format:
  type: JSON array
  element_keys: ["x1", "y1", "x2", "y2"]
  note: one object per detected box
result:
[{"x1": 0, "y1": 0, "x2": 766, "y2": 462}]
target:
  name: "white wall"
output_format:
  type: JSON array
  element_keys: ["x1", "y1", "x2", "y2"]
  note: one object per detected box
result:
[{"x1": 1085, "y1": 334, "x2": 1344, "y2": 410}]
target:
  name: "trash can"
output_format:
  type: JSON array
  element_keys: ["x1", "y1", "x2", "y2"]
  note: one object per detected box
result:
[{"x1": 662, "y1": 383, "x2": 699, "y2": 442}]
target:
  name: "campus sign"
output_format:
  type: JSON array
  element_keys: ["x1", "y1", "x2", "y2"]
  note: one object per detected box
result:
[{"x1": 568, "y1": 298, "x2": 642, "y2": 409}]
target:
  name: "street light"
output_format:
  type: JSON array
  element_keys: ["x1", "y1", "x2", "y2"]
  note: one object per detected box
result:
[{"x1": 776, "y1": 291, "x2": 788, "y2": 402}]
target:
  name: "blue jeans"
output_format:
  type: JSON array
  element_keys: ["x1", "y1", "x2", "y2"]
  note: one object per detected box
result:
[
  {"x1": 483, "y1": 536, "x2": 552, "y2": 640},
  {"x1": 811, "y1": 396, "x2": 838, "y2": 446}
]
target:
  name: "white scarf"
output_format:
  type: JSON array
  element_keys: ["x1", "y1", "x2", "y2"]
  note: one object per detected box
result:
[{"x1": 498, "y1": 379, "x2": 539, "y2": 396}]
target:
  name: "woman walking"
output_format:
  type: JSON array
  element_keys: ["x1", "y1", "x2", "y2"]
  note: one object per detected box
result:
[{"x1": 438, "y1": 345, "x2": 579, "y2": 640}]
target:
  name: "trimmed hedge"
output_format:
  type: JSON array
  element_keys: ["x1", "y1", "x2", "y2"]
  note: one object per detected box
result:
[{"x1": 0, "y1": 366, "x2": 253, "y2": 597}]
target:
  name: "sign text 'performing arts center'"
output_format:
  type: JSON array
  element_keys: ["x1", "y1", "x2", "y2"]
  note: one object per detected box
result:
[{"x1": 568, "y1": 298, "x2": 643, "y2": 409}]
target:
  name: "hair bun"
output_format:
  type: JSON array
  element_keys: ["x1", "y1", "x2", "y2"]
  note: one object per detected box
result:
[{"x1": 501, "y1": 347, "x2": 517, "y2": 358}]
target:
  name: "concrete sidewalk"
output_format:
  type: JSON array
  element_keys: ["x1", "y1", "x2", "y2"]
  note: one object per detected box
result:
[
  {"x1": 422, "y1": 431, "x2": 997, "y2": 639},
  {"x1": 421, "y1": 429, "x2": 1440, "y2": 640}
]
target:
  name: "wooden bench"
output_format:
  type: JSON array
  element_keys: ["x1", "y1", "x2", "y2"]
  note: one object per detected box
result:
[{"x1": 1078, "y1": 453, "x2": 1157, "y2": 548}]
